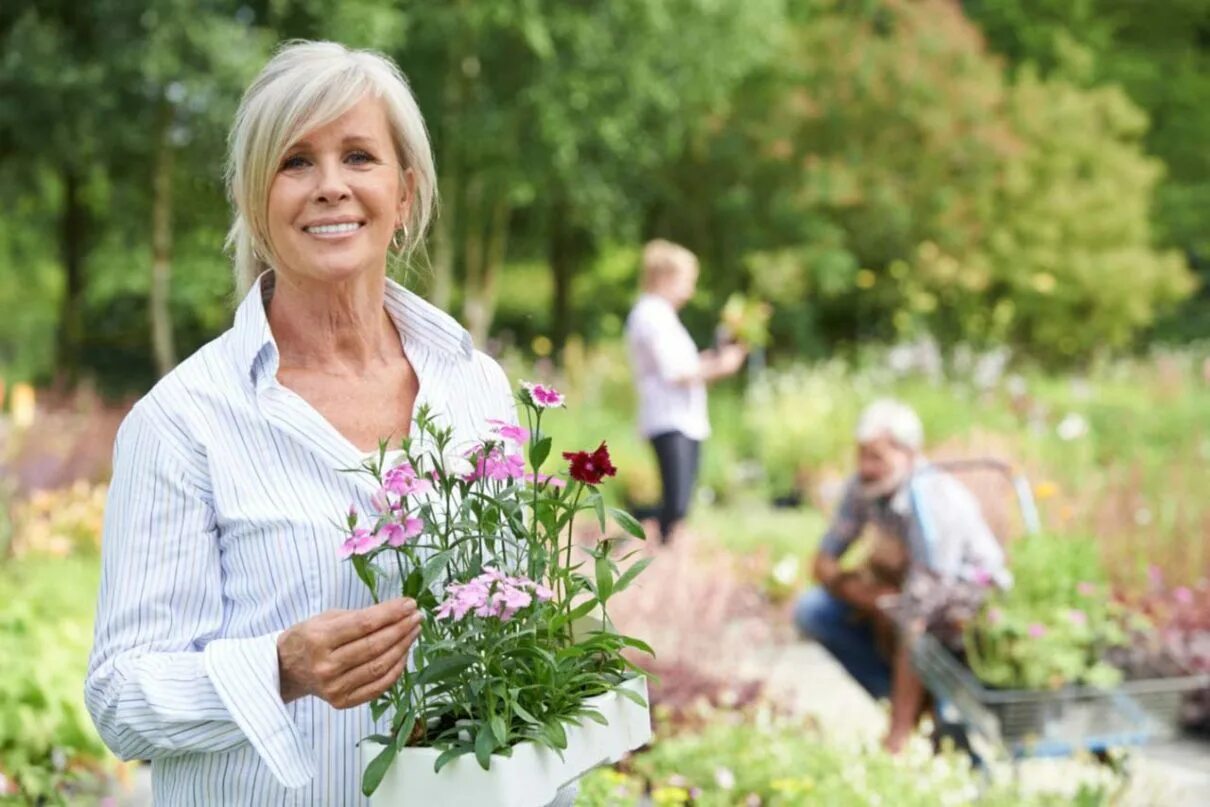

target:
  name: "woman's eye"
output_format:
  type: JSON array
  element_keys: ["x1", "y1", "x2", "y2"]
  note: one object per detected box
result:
[
  {"x1": 281, "y1": 155, "x2": 309, "y2": 170},
  {"x1": 347, "y1": 151, "x2": 374, "y2": 165}
]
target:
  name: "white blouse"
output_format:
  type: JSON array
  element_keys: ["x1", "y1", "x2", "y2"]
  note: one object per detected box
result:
[
  {"x1": 85, "y1": 273, "x2": 516, "y2": 805},
  {"x1": 624, "y1": 293, "x2": 710, "y2": 440}
]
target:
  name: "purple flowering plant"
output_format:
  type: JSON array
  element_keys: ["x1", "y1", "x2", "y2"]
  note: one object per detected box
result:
[{"x1": 339, "y1": 383, "x2": 652, "y2": 795}]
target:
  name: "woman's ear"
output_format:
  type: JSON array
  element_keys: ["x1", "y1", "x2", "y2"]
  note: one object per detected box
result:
[{"x1": 396, "y1": 167, "x2": 416, "y2": 228}]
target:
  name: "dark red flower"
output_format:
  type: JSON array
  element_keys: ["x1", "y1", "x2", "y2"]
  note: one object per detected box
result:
[{"x1": 562, "y1": 442, "x2": 618, "y2": 485}]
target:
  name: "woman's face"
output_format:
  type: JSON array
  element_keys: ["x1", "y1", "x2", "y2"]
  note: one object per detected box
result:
[
  {"x1": 266, "y1": 95, "x2": 411, "y2": 286},
  {"x1": 661, "y1": 265, "x2": 699, "y2": 310}
]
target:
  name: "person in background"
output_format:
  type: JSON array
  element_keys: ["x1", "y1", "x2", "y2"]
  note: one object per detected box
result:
[
  {"x1": 624, "y1": 240, "x2": 746, "y2": 544},
  {"x1": 792, "y1": 399, "x2": 1009, "y2": 752}
]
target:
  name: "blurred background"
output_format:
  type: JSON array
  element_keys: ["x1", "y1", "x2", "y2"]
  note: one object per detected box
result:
[{"x1": 1, "y1": 0, "x2": 1208, "y2": 804}]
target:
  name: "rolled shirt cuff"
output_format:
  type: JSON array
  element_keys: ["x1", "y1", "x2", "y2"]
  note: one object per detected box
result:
[{"x1": 203, "y1": 630, "x2": 315, "y2": 789}]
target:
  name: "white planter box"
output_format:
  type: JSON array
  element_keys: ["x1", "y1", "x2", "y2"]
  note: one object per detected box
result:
[{"x1": 365, "y1": 676, "x2": 651, "y2": 807}]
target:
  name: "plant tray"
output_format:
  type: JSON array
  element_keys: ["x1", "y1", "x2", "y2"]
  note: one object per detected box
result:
[
  {"x1": 364, "y1": 676, "x2": 651, "y2": 806},
  {"x1": 910, "y1": 632, "x2": 1210, "y2": 757}
]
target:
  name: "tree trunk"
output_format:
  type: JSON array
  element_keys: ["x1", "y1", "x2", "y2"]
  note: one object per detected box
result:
[
  {"x1": 429, "y1": 40, "x2": 466, "y2": 310},
  {"x1": 150, "y1": 98, "x2": 177, "y2": 376},
  {"x1": 549, "y1": 199, "x2": 575, "y2": 354},
  {"x1": 55, "y1": 165, "x2": 87, "y2": 388},
  {"x1": 461, "y1": 184, "x2": 510, "y2": 348},
  {"x1": 462, "y1": 176, "x2": 485, "y2": 338}
]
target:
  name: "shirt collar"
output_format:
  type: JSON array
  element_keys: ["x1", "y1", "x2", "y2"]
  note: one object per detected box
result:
[{"x1": 231, "y1": 271, "x2": 474, "y2": 386}]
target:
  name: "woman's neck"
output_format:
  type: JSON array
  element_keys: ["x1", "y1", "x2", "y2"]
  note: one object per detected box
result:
[{"x1": 266, "y1": 269, "x2": 401, "y2": 375}]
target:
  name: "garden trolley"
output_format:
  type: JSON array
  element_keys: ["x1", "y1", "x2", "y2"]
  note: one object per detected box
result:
[{"x1": 897, "y1": 459, "x2": 1210, "y2": 760}]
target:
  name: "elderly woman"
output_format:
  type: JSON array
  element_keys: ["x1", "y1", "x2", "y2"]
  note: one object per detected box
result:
[
  {"x1": 85, "y1": 42, "x2": 522, "y2": 803},
  {"x1": 624, "y1": 240, "x2": 746, "y2": 544}
]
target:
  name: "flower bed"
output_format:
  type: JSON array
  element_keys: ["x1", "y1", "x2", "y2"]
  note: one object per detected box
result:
[{"x1": 0, "y1": 557, "x2": 120, "y2": 803}]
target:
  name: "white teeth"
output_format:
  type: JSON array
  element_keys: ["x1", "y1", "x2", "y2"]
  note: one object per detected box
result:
[{"x1": 305, "y1": 222, "x2": 360, "y2": 235}]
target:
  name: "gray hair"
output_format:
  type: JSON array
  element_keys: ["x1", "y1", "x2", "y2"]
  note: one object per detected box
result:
[
  {"x1": 856, "y1": 399, "x2": 924, "y2": 452},
  {"x1": 225, "y1": 40, "x2": 437, "y2": 295}
]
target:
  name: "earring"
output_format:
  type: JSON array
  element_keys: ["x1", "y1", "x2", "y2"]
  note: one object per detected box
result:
[{"x1": 392, "y1": 224, "x2": 409, "y2": 251}]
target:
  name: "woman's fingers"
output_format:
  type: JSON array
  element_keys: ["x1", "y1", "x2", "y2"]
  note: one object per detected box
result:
[
  {"x1": 329, "y1": 624, "x2": 420, "y2": 708},
  {"x1": 329, "y1": 611, "x2": 421, "y2": 670},
  {"x1": 326, "y1": 598, "x2": 416, "y2": 649}
]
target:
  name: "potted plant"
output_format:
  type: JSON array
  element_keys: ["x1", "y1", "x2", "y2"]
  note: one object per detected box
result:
[{"x1": 337, "y1": 383, "x2": 653, "y2": 805}]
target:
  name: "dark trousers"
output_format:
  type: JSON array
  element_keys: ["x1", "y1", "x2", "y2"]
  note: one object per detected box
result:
[{"x1": 649, "y1": 430, "x2": 701, "y2": 544}]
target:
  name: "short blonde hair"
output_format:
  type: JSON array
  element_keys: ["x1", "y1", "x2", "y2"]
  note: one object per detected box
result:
[
  {"x1": 225, "y1": 40, "x2": 437, "y2": 295},
  {"x1": 641, "y1": 239, "x2": 698, "y2": 291}
]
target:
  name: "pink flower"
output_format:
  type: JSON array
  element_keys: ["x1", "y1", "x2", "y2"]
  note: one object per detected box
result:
[
  {"x1": 383, "y1": 463, "x2": 434, "y2": 498},
  {"x1": 487, "y1": 418, "x2": 531, "y2": 445},
  {"x1": 382, "y1": 516, "x2": 423, "y2": 548},
  {"x1": 435, "y1": 568, "x2": 549, "y2": 623},
  {"x1": 524, "y1": 472, "x2": 567, "y2": 489},
  {"x1": 522, "y1": 381, "x2": 565, "y2": 408},
  {"x1": 986, "y1": 607, "x2": 1003, "y2": 625},
  {"x1": 338, "y1": 527, "x2": 387, "y2": 559},
  {"x1": 1076, "y1": 581, "x2": 1097, "y2": 597},
  {"x1": 1028, "y1": 623, "x2": 1048, "y2": 639},
  {"x1": 1067, "y1": 609, "x2": 1088, "y2": 627},
  {"x1": 1174, "y1": 586, "x2": 1194, "y2": 606},
  {"x1": 465, "y1": 446, "x2": 527, "y2": 483}
]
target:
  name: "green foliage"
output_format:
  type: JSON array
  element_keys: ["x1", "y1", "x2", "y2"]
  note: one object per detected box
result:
[
  {"x1": 577, "y1": 716, "x2": 1105, "y2": 806},
  {"x1": 0, "y1": 557, "x2": 110, "y2": 803},
  {"x1": 966, "y1": 534, "x2": 1134, "y2": 690}
]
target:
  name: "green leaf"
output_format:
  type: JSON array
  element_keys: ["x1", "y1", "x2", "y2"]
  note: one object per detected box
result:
[
  {"x1": 359, "y1": 734, "x2": 395, "y2": 746},
  {"x1": 591, "y1": 493, "x2": 607, "y2": 532},
  {"x1": 351, "y1": 555, "x2": 378, "y2": 599},
  {"x1": 609, "y1": 507, "x2": 647, "y2": 541},
  {"x1": 542, "y1": 718, "x2": 567, "y2": 749},
  {"x1": 613, "y1": 557, "x2": 652, "y2": 595},
  {"x1": 414, "y1": 653, "x2": 478, "y2": 686},
  {"x1": 370, "y1": 697, "x2": 390, "y2": 722},
  {"x1": 490, "y1": 715, "x2": 509, "y2": 746},
  {"x1": 474, "y1": 723, "x2": 496, "y2": 770},
  {"x1": 361, "y1": 738, "x2": 397, "y2": 796},
  {"x1": 579, "y1": 708, "x2": 609, "y2": 726},
  {"x1": 529, "y1": 436, "x2": 553, "y2": 470},
  {"x1": 614, "y1": 684, "x2": 649, "y2": 709},
  {"x1": 401, "y1": 567, "x2": 425, "y2": 600},
  {"x1": 595, "y1": 554, "x2": 614, "y2": 602},
  {"x1": 619, "y1": 634, "x2": 656, "y2": 657},
  {"x1": 433, "y1": 744, "x2": 473, "y2": 774},
  {"x1": 420, "y1": 550, "x2": 454, "y2": 591},
  {"x1": 512, "y1": 701, "x2": 543, "y2": 726},
  {"x1": 551, "y1": 599, "x2": 599, "y2": 632},
  {"x1": 393, "y1": 709, "x2": 417, "y2": 745}
]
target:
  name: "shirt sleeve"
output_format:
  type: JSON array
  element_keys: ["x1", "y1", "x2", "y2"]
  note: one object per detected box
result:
[
  {"x1": 84, "y1": 405, "x2": 314, "y2": 789},
  {"x1": 818, "y1": 477, "x2": 868, "y2": 559}
]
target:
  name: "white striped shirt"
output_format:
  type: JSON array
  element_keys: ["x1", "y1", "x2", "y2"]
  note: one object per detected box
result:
[
  {"x1": 85, "y1": 273, "x2": 515, "y2": 805},
  {"x1": 624, "y1": 294, "x2": 710, "y2": 440}
]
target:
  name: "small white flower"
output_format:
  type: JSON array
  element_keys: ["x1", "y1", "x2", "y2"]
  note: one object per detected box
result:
[{"x1": 1056, "y1": 413, "x2": 1089, "y2": 441}]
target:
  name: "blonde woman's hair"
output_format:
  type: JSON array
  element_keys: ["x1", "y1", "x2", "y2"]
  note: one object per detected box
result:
[
  {"x1": 225, "y1": 40, "x2": 437, "y2": 295},
  {"x1": 640, "y1": 239, "x2": 699, "y2": 291}
]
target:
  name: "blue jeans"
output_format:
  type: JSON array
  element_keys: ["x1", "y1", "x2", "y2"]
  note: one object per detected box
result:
[{"x1": 793, "y1": 587, "x2": 891, "y2": 700}]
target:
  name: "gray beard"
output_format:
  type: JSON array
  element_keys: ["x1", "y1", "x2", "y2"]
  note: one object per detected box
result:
[{"x1": 859, "y1": 470, "x2": 907, "y2": 501}]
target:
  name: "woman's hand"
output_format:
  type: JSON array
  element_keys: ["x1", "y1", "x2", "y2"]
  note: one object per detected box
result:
[{"x1": 277, "y1": 598, "x2": 422, "y2": 708}]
